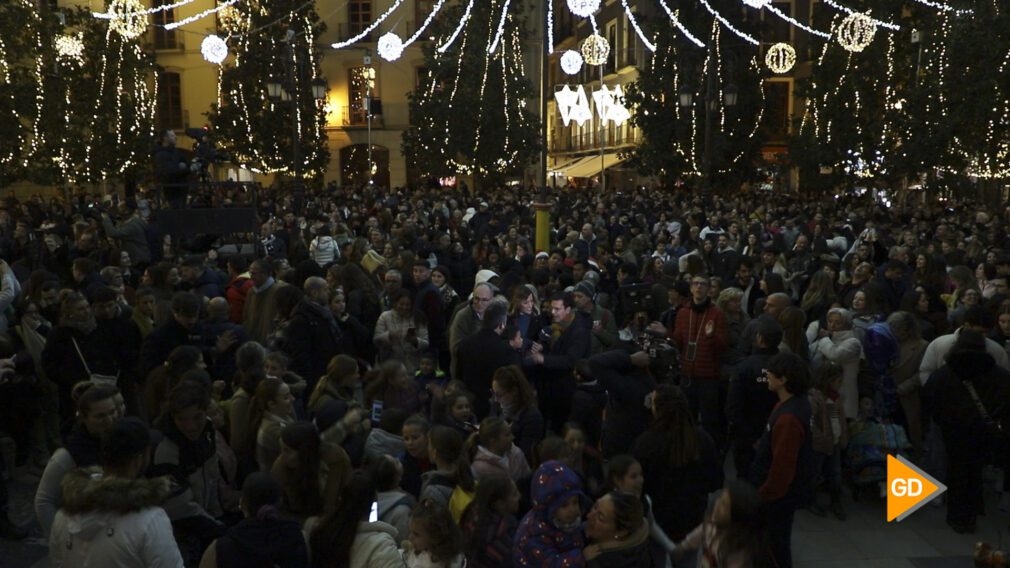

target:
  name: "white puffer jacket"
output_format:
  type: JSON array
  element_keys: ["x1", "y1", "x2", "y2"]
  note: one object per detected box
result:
[{"x1": 49, "y1": 467, "x2": 183, "y2": 568}]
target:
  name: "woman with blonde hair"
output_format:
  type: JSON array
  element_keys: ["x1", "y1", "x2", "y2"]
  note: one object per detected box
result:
[
  {"x1": 777, "y1": 306, "x2": 809, "y2": 361},
  {"x1": 800, "y1": 271, "x2": 837, "y2": 325}
]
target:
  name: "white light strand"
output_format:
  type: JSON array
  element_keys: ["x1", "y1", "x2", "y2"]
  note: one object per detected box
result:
[
  {"x1": 405, "y1": 0, "x2": 449, "y2": 46},
  {"x1": 589, "y1": 13, "x2": 598, "y2": 35},
  {"x1": 696, "y1": 0, "x2": 758, "y2": 45},
  {"x1": 93, "y1": 0, "x2": 195, "y2": 19},
  {"x1": 165, "y1": 0, "x2": 240, "y2": 30},
  {"x1": 332, "y1": 0, "x2": 408, "y2": 48},
  {"x1": 764, "y1": 4, "x2": 831, "y2": 39},
  {"x1": 822, "y1": 0, "x2": 900, "y2": 31},
  {"x1": 654, "y1": 0, "x2": 702, "y2": 47},
  {"x1": 619, "y1": 0, "x2": 655, "y2": 51},
  {"x1": 488, "y1": 0, "x2": 512, "y2": 53},
  {"x1": 436, "y1": 0, "x2": 474, "y2": 53},
  {"x1": 547, "y1": 0, "x2": 554, "y2": 54},
  {"x1": 910, "y1": 0, "x2": 972, "y2": 16}
]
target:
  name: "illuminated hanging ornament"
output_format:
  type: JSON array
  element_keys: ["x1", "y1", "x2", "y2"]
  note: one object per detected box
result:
[
  {"x1": 201, "y1": 35, "x2": 228, "y2": 64},
  {"x1": 377, "y1": 32, "x2": 404, "y2": 61},
  {"x1": 581, "y1": 34, "x2": 610, "y2": 66},
  {"x1": 106, "y1": 0, "x2": 147, "y2": 40},
  {"x1": 764, "y1": 42, "x2": 796, "y2": 73},
  {"x1": 217, "y1": 5, "x2": 244, "y2": 32},
  {"x1": 560, "y1": 50, "x2": 583, "y2": 75},
  {"x1": 566, "y1": 0, "x2": 600, "y2": 17},
  {"x1": 836, "y1": 12, "x2": 876, "y2": 53},
  {"x1": 570, "y1": 85, "x2": 593, "y2": 126},
  {"x1": 607, "y1": 84, "x2": 631, "y2": 125},
  {"x1": 554, "y1": 85, "x2": 578, "y2": 126},
  {"x1": 742, "y1": 0, "x2": 771, "y2": 8},
  {"x1": 55, "y1": 34, "x2": 85, "y2": 66}
]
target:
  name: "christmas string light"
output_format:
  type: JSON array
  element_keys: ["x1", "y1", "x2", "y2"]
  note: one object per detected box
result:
[
  {"x1": 581, "y1": 34, "x2": 609, "y2": 66},
  {"x1": 566, "y1": 0, "x2": 601, "y2": 18},
  {"x1": 488, "y1": 0, "x2": 512, "y2": 53},
  {"x1": 836, "y1": 12, "x2": 876, "y2": 52},
  {"x1": 93, "y1": 0, "x2": 195, "y2": 19},
  {"x1": 332, "y1": 0, "x2": 408, "y2": 48},
  {"x1": 106, "y1": 0, "x2": 147, "y2": 40},
  {"x1": 201, "y1": 34, "x2": 229, "y2": 64},
  {"x1": 618, "y1": 0, "x2": 655, "y2": 52},
  {"x1": 404, "y1": 0, "x2": 449, "y2": 46},
  {"x1": 377, "y1": 32, "x2": 404, "y2": 61},
  {"x1": 695, "y1": 0, "x2": 758, "y2": 45},
  {"x1": 165, "y1": 0, "x2": 240, "y2": 30},
  {"x1": 822, "y1": 0, "x2": 899, "y2": 31},
  {"x1": 546, "y1": 0, "x2": 554, "y2": 54},
  {"x1": 764, "y1": 4, "x2": 831, "y2": 39},
  {"x1": 656, "y1": 0, "x2": 706, "y2": 48},
  {"x1": 910, "y1": 0, "x2": 972, "y2": 16},
  {"x1": 55, "y1": 34, "x2": 86, "y2": 66},
  {"x1": 436, "y1": 0, "x2": 474, "y2": 53},
  {"x1": 742, "y1": 0, "x2": 770, "y2": 8},
  {"x1": 560, "y1": 50, "x2": 583, "y2": 74}
]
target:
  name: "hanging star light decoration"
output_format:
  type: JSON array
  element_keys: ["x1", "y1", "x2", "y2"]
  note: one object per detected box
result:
[
  {"x1": 837, "y1": 12, "x2": 877, "y2": 52},
  {"x1": 555, "y1": 85, "x2": 593, "y2": 126},
  {"x1": 581, "y1": 34, "x2": 609, "y2": 66},
  {"x1": 106, "y1": 0, "x2": 147, "y2": 40},
  {"x1": 560, "y1": 50, "x2": 583, "y2": 75},
  {"x1": 765, "y1": 42, "x2": 796, "y2": 73},
  {"x1": 566, "y1": 0, "x2": 601, "y2": 17},
  {"x1": 607, "y1": 84, "x2": 631, "y2": 124},
  {"x1": 201, "y1": 34, "x2": 229, "y2": 64},
  {"x1": 377, "y1": 32, "x2": 404, "y2": 61},
  {"x1": 55, "y1": 34, "x2": 85, "y2": 66}
]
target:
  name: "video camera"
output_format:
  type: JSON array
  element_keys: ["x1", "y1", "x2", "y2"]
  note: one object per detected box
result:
[
  {"x1": 629, "y1": 329, "x2": 680, "y2": 384},
  {"x1": 186, "y1": 127, "x2": 229, "y2": 179}
]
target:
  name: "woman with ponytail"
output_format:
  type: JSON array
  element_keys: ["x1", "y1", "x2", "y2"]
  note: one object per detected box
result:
[
  {"x1": 199, "y1": 472, "x2": 309, "y2": 568},
  {"x1": 469, "y1": 417, "x2": 531, "y2": 483},
  {"x1": 420, "y1": 425, "x2": 477, "y2": 522}
]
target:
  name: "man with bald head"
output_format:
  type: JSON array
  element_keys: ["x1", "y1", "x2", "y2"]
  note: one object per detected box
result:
[
  {"x1": 283, "y1": 276, "x2": 346, "y2": 392},
  {"x1": 738, "y1": 292, "x2": 792, "y2": 357},
  {"x1": 449, "y1": 282, "x2": 496, "y2": 381},
  {"x1": 202, "y1": 296, "x2": 249, "y2": 382}
]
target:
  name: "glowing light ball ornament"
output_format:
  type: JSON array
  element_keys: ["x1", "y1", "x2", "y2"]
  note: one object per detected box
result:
[
  {"x1": 581, "y1": 34, "x2": 610, "y2": 66},
  {"x1": 566, "y1": 0, "x2": 601, "y2": 17},
  {"x1": 560, "y1": 50, "x2": 583, "y2": 75},
  {"x1": 55, "y1": 34, "x2": 85, "y2": 66},
  {"x1": 837, "y1": 12, "x2": 876, "y2": 53},
  {"x1": 106, "y1": 0, "x2": 147, "y2": 40},
  {"x1": 377, "y1": 32, "x2": 404, "y2": 62},
  {"x1": 201, "y1": 35, "x2": 228, "y2": 64},
  {"x1": 742, "y1": 0, "x2": 771, "y2": 8},
  {"x1": 765, "y1": 42, "x2": 796, "y2": 74}
]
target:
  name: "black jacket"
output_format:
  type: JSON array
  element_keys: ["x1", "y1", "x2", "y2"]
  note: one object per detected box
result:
[
  {"x1": 139, "y1": 318, "x2": 211, "y2": 381},
  {"x1": 634, "y1": 427, "x2": 723, "y2": 541},
  {"x1": 589, "y1": 350, "x2": 655, "y2": 458},
  {"x1": 43, "y1": 324, "x2": 126, "y2": 421},
  {"x1": 534, "y1": 317, "x2": 592, "y2": 400},
  {"x1": 284, "y1": 299, "x2": 347, "y2": 393},
  {"x1": 726, "y1": 347, "x2": 780, "y2": 445},
  {"x1": 457, "y1": 329, "x2": 521, "y2": 419},
  {"x1": 215, "y1": 517, "x2": 309, "y2": 568}
]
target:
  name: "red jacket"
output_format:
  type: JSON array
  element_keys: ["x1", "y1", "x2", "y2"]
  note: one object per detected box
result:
[
  {"x1": 226, "y1": 275, "x2": 255, "y2": 324},
  {"x1": 672, "y1": 300, "x2": 728, "y2": 380}
]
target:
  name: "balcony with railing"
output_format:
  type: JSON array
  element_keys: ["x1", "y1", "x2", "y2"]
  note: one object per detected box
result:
[
  {"x1": 550, "y1": 126, "x2": 640, "y2": 153},
  {"x1": 341, "y1": 101, "x2": 384, "y2": 127}
]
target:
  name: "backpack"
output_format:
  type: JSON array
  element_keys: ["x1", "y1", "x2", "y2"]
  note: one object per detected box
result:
[{"x1": 448, "y1": 484, "x2": 476, "y2": 524}]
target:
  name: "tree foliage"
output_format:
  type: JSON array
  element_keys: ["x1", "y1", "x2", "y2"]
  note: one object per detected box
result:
[
  {"x1": 402, "y1": 0, "x2": 540, "y2": 188},
  {"x1": 208, "y1": 0, "x2": 330, "y2": 179}
]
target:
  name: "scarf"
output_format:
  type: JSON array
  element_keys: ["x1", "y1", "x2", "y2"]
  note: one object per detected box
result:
[
  {"x1": 156, "y1": 416, "x2": 217, "y2": 481},
  {"x1": 253, "y1": 277, "x2": 276, "y2": 294}
]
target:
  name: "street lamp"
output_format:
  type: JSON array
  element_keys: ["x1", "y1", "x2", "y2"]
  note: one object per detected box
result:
[
  {"x1": 724, "y1": 83, "x2": 739, "y2": 107},
  {"x1": 678, "y1": 85, "x2": 693, "y2": 109}
]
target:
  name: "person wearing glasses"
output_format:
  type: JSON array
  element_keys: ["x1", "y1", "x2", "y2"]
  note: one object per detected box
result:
[
  {"x1": 672, "y1": 275, "x2": 729, "y2": 451},
  {"x1": 449, "y1": 283, "x2": 496, "y2": 381}
]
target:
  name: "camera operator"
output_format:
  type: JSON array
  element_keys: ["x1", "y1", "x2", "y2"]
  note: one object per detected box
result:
[
  {"x1": 152, "y1": 130, "x2": 189, "y2": 209},
  {"x1": 101, "y1": 201, "x2": 151, "y2": 268},
  {"x1": 585, "y1": 347, "x2": 657, "y2": 458}
]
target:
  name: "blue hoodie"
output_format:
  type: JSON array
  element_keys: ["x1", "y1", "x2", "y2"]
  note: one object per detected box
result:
[{"x1": 513, "y1": 461, "x2": 586, "y2": 567}]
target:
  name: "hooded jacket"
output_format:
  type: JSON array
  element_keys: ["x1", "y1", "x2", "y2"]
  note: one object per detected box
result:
[
  {"x1": 310, "y1": 235, "x2": 340, "y2": 267},
  {"x1": 584, "y1": 519, "x2": 652, "y2": 568},
  {"x1": 513, "y1": 461, "x2": 586, "y2": 568},
  {"x1": 471, "y1": 444, "x2": 531, "y2": 482},
  {"x1": 49, "y1": 467, "x2": 183, "y2": 568}
]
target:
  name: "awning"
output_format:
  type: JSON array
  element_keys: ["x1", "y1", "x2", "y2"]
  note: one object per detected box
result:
[
  {"x1": 564, "y1": 153, "x2": 626, "y2": 178},
  {"x1": 548, "y1": 157, "x2": 583, "y2": 175}
]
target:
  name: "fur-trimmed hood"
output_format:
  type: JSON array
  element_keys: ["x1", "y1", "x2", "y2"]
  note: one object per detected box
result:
[{"x1": 61, "y1": 467, "x2": 171, "y2": 515}]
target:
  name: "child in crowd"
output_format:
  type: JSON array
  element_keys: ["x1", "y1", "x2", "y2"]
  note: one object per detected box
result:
[
  {"x1": 434, "y1": 391, "x2": 477, "y2": 437},
  {"x1": 400, "y1": 414, "x2": 434, "y2": 499},
  {"x1": 401, "y1": 499, "x2": 464, "y2": 568},
  {"x1": 415, "y1": 353, "x2": 448, "y2": 415},
  {"x1": 365, "y1": 407, "x2": 408, "y2": 464},
  {"x1": 808, "y1": 361, "x2": 848, "y2": 520},
  {"x1": 372, "y1": 454, "x2": 416, "y2": 542},
  {"x1": 460, "y1": 475, "x2": 521, "y2": 568},
  {"x1": 608, "y1": 454, "x2": 676, "y2": 568},
  {"x1": 561, "y1": 422, "x2": 605, "y2": 497},
  {"x1": 469, "y1": 417, "x2": 531, "y2": 483},
  {"x1": 675, "y1": 480, "x2": 770, "y2": 567}
]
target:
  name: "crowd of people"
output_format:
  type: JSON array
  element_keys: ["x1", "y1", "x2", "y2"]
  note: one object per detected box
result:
[{"x1": 0, "y1": 182, "x2": 1008, "y2": 568}]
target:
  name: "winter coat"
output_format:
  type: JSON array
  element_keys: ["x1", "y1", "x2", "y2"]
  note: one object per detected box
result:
[
  {"x1": 102, "y1": 214, "x2": 151, "y2": 265},
  {"x1": 242, "y1": 279, "x2": 288, "y2": 345},
  {"x1": 811, "y1": 330, "x2": 862, "y2": 419},
  {"x1": 471, "y1": 444, "x2": 531, "y2": 482},
  {"x1": 633, "y1": 428, "x2": 723, "y2": 541},
  {"x1": 376, "y1": 489, "x2": 415, "y2": 543},
  {"x1": 493, "y1": 403, "x2": 545, "y2": 466},
  {"x1": 588, "y1": 350, "x2": 655, "y2": 458},
  {"x1": 448, "y1": 307, "x2": 481, "y2": 381},
  {"x1": 303, "y1": 518, "x2": 406, "y2": 568},
  {"x1": 456, "y1": 328, "x2": 522, "y2": 418},
  {"x1": 153, "y1": 419, "x2": 223, "y2": 522},
  {"x1": 672, "y1": 300, "x2": 728, "y2": 381},
  {"x1": 893, "y1": 337, "x2": 928, "y2": 449},
  {"x1": 919, "y1": 329, "x2": 1010, "y2": 385},
  {"x1": 206, "y1": 516, "x2": 308, "y2": 568},
  {"x1": 364, "y1": 428, "x2": 406, "y2": 464},
  {"x1": 513, "y1": 461, "x2": 586, "y2": 568},
  {"x1": 49, "y1": 467, "x2": 183, "y2": 568},
  {"x1": 286, "y1": 299, "x2": 347, "y2": 393},
  {"x1": 310, "y1": 236, "x2": 340, "y2": 267},
  {"x1": 256, "y1": 412, "x2": 294, "y2": 472},
  {"x1": 726, "y1": 347, "x2": 780, "y2": 448}
]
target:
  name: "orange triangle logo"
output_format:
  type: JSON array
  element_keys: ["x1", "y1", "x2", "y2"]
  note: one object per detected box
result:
[{"x1": 886, "y1": 454, "x2": 947, "y2": 522}]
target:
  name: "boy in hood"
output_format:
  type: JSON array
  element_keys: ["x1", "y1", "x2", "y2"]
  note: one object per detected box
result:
[{"x1": 513, "y1": 460, "x2": 586, "y2": 567}]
